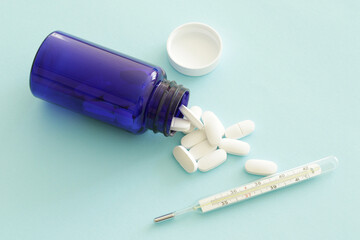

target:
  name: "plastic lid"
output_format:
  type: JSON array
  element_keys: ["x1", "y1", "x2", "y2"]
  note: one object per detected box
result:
[{"x1": 167, "y1": 22, "x2": 222, "y2": 76}]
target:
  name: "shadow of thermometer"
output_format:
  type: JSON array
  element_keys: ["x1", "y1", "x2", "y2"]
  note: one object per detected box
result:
[{"x1": 154, "y1": 156, "x2": 338, "y2": 223}]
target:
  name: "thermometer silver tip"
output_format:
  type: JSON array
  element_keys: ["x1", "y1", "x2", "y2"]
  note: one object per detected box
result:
[{"x1": 154, "y1": 212, "x2": 175, "y2": 223}]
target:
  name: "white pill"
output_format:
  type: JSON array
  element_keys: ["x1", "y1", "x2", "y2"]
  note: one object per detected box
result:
[
  {"x1": 198, "y1": 149, "x2": 227, "y2": 172},
  {"x1": 182, "y1": 106, "x2": 203, "y2": 134},
  {"x1": 173, "y1": 146, "x2": 198, "y2": 173},
  {"x1": 189, "y1": 140, "x2": 217, "y2": 160},
  {"x1": 202, "y1": 111, "x2": 225, "y2": 146},
  {"x1": 189, "y1": 106, "x2": 202, "y2": 117},
  {"x1": 170, "y1": 117, "x2": 191, "y2": 132},
  {"x1": 182, "y1": 125, "x2": 195, "y2": 134},
  {"x1": 179, "y1": 105, "x2": 204, "y2": 130},
  {"x1": 181, "y1": 129, "x2": 207, "y2": 149},
  {"x1": 225, "y1": 120, "x2": 255, "y2": 139},
  {"x1": 219, "y1": 138, "x2": 250, "y2": 156},
  {"x1": 245, "y1": 159, "x2": 278, "y2": 176}
]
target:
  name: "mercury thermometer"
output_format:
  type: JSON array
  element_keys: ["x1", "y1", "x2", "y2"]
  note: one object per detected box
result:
[{"x1": 154, "y1": 156, "x2": 338, "y2": 223}]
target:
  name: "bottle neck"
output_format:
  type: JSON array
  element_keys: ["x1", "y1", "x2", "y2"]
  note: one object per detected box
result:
[{"x1": 146, "y1": 80, "x2": 190, "y2": 136}]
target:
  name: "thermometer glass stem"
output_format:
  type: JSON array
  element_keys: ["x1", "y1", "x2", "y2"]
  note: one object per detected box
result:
[{"x1": 154, "y1": 156, "x2": 338, "y2": 223}]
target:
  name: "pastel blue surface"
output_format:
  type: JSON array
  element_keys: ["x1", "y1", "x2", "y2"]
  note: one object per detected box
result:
[{"x1": 1, "y1": 0, "x2": 359, "y2": 239}]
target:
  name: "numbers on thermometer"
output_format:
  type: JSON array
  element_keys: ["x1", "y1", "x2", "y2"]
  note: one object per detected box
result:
[{"x1": 198, "y1": 163, "x2": 322, "y2": 213}]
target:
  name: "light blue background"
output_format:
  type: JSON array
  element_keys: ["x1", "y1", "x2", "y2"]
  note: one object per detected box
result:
[{"x1": 1, "y1": 0, "x2": 359, "y2": 239}]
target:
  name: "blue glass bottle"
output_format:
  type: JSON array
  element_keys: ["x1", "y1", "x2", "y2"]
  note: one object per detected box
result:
[{"x1": 30, "y1": 31, "x2": 189, "y2": 136}]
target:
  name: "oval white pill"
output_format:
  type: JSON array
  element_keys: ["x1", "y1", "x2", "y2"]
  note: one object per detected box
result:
[
  {"x1": 173, "y1": 146, "x2": 198, "y2": 173},
  {"x1": 182, "y1": 125, "x2": 195, "y2": 134},
  {"x1": 189, "y1": 106, "x2": 202, "y2": 118},
  {"x1": 245, "y1": 159, "x2": 278, "y2": 176},
  {"x1": 170, "y1": 117, "x2": 191, "y2": 132},
  {"x1": 202, "y1": 111, "x2": 225, "y2": 146},
  {"x1": 182, "y1": 106, "x2": 203, "y2": 134},
  {"x1": 189, "y1": 140, "x2": 217, "y2": 160},
  {"x1": 179, "y1": 105, "x2": 204, "y2": 130},
  {"x1": 219, "y1": 138, "x2": 250, "y2": 156},
  {"x1": 225, "y1": 120, "x2": 255, "y2": 139},
  {"x1": 198, "y1": 149, "x2": 227, "y2": 172},
  {"x1": 181, "y1": 129, "x2": 207, "y2": 149}
]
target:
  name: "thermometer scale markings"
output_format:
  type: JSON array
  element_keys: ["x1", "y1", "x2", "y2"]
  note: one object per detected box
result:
[
  {"x1": 198, "y1": 164, "x2": 321, "y2": 212},
  {"x1": 154, "y1": 156, "x2": 338, "y2": 223}
]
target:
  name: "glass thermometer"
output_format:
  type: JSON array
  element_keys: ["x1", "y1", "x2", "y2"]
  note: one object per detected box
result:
[{"x1": 154, "y1": 156, "x2": 338, "y2": 223}]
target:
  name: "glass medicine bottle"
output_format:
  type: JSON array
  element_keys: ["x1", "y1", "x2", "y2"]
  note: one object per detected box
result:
[{"x1": 30, "y1": 31, "x2": 189, "y2": 136}]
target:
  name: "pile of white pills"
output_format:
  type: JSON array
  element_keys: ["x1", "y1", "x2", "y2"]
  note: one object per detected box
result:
[{"x1": 171, "y1": 105, "x2": 278, "y2": 175}]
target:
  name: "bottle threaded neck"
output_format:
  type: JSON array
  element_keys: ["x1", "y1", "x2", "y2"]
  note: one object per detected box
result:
[{"x1": 146, "y1": 80, "x2": 190, "y2": 136}]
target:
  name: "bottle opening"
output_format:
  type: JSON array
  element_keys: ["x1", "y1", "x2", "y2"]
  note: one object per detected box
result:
[{"x1": 146, "y1": 80, "x2": 190, "y2": 136}]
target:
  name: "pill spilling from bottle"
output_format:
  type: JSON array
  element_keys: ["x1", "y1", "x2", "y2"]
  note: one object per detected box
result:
[{"x1": 171, "y1": 105, "x2": 270, "y2": 173}]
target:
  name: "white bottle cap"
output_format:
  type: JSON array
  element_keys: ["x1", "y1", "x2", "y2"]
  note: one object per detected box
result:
[{"x1": 167, "y1": 22, "x2": 222, "y2": 76}]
